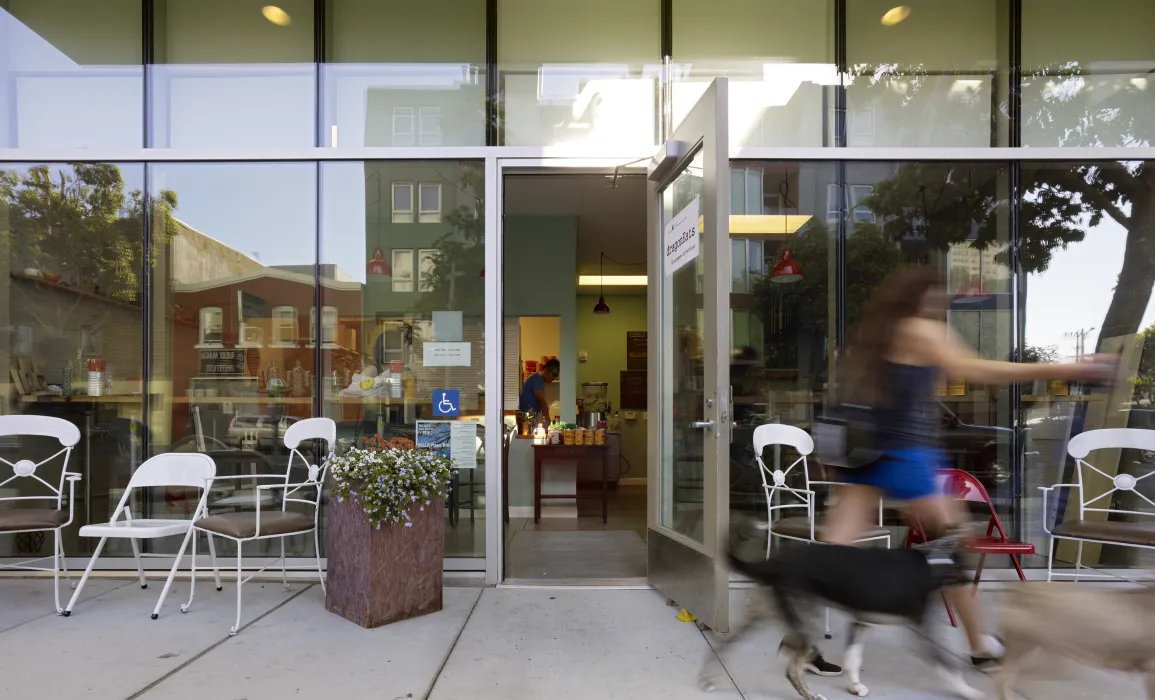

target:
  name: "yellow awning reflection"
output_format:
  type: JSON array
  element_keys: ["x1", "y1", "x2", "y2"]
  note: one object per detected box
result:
[{"x1": 729, "y1": 214, "x2": 812, "y2": 236}]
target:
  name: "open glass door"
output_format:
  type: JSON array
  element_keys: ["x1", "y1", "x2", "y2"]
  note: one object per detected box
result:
[{"x1": 647, "y1": 78, "x2": 730, "y2": 632}]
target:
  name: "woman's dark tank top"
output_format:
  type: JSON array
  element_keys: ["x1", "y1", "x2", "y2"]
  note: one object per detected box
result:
[{"x1": 874, "y1": 362, "x2": 939, "y2": 450}]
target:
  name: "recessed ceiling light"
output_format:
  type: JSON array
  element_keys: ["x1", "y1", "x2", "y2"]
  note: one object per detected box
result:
[
  {"x1": 262, "y1": 6, "x2": 292, "y2": 26},
  {"x1": 578, "y1": 275, "x2": 648, "y2": 287},
  {"x1": 881, "y1": 6, "x2": 911, "y2": 26}
]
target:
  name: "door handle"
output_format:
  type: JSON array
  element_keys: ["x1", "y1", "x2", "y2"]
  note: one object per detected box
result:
[{"x1": 691, "y1": 420, "x2": 714, "y2": 430}]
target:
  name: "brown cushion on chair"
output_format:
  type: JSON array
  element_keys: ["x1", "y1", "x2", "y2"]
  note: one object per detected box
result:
[
  {"x1": 771, "y1": 516, "x2": 890, "y2": 542},
  {"x1": 1052, "y1": 519, "x2": 1155, "y2": 547},
  {"x1": 0, "y1": 509, "x2": 68, "y2": 532},
  {"x1": 196, "y1": 512, "x2": 314, "y2": 539}
]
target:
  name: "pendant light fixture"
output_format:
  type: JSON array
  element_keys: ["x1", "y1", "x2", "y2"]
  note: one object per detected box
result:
[
  {"x1": 593, "y1": 252, "x2": 611, "y2": 314},
  {"x1": 770, "y1": 249, "x2": 803, "y2": 284}
]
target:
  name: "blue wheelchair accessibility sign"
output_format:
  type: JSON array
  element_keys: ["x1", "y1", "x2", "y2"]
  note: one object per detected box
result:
[{"x1": 432, "y1": 389, "x2": 460, "y2": 417}]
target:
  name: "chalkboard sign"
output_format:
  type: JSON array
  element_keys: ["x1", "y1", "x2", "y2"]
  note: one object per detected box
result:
[
  {"x1": 199, "y1": 349, "x2": 246, "y2": 376},
  {"x1": 626, "y1": 331, "x2": 647, "y2": 371},
  {"x1": 620, "y1": 370, "x2": 647, "y2": 410}
]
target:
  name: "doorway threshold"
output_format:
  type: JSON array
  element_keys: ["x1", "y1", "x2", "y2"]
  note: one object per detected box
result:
[{"x1": 499, "y1": 577, "x2": 650, "y2": 589}]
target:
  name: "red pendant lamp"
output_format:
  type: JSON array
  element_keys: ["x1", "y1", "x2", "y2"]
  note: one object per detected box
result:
[
  {"x1": 771, "y1": 249, "x2": 803, "y2": 284},
  {"x1": 367, "y1": 247, "x2": 391, "y2": 276}
]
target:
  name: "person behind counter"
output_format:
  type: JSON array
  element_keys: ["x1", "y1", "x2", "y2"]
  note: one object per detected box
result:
[{"x1": 519, "y1": 358, "x2": 560, "y2": 423}]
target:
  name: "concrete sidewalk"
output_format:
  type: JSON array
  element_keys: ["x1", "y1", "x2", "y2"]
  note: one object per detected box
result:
[{"x1": 0, "y1": 578, "x2": 1139, "y2": 699}]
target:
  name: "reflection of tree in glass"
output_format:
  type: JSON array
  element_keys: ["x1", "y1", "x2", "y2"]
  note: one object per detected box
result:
[
  {"x1": 1, "y1": 163, "x2": 178, "y2": 330},
  {"x1": 2, "y1": 163, "x2": 178, "y2": 302},
  {"x1": 416, "y1": 163, "x2": 484, "y2": 316},
  {"x1": 859, "y1": 61, "x2": 1154, "y2": 350}
]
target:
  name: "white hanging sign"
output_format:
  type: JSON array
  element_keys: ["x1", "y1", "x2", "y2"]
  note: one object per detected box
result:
[{"x1": 663, "y1": 197, "x2": 700, "y2": 277}]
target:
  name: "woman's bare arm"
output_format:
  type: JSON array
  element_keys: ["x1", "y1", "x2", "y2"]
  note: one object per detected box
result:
[{"x1": 913, "y1": 319, "x2": 1108, "y2": 384}]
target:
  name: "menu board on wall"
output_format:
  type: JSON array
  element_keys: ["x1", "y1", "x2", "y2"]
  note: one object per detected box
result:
[
  {"x1": 626, "y1": 331, "x2": 647, "y2": 371},
  {"x1": 620, "y1": 370, "x2": 647, "y2": 410}
]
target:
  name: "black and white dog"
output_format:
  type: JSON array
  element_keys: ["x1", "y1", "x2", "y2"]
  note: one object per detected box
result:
[{"x1": 700, "y1": 517, "x2": 984, "y2": 700}]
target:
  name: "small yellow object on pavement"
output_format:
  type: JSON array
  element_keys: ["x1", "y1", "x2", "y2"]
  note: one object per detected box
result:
[{"x1": 675, "y1": 608, "x2": 697, "y2": 623}]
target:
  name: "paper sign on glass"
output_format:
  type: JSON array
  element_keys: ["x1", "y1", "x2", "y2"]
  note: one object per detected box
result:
[
  {"x1": 424, "y1": 342, "x2": 471, "y2": 367},
  {"x1": 663, "y1": 197, "x2": 701, "y2": 277}
]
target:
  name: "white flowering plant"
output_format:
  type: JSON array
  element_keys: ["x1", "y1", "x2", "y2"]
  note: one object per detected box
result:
[{"x1": 328, "y1": 435, "x2": 457, "y2": 529}]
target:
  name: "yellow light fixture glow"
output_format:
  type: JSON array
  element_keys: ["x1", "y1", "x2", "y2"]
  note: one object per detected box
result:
[
  {"x1": 881, "y1": 6, "x2": 911, "y2": 26},
  {"x1": 578, "y1": 275, "x2": 648, "y2": 287},
  {"x1": 262, "y1": 5, "x2": 292, "y2": 26},
  {"x1": 729, "y1": 214, "x2": 812, "y2": 236}
]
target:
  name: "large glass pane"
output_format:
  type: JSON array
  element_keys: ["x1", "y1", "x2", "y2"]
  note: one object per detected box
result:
[
  {"x1": 0, "y1": 0, "x2": 143, "y2": 148},
  {"x1": 671, "y1": 0, "x2": 835, "y2": 147},
  {"x1": 845, "y1": 1, "x2": 1007, "y2": 146},
  {"x1": 1021, "y1": 160, "x2": 1155, "y2": 570},
  {"x1": 843, "y1": 161, "x2": 1015, "y2": 527},
  {"x1": 1022, "y1": 1, "x2": 1155, "y2": 147},
  {"x1": 726, "y1": 161, "x2": 837, "y2": 546},
  {"x1": 659, "y1": 151, "x2": 705, "y2": 542},
  {"x1": 0, "y1": 162, "x2": 145, "y2": 559},
  {"x1": 322, "y1": 0, "x2": 486, "y2": 147},
  {"x1": 497, "y1": 0, "x2": 660, "y2": 148},
  {"x1": 321, "y1": 160, "x2": 486, "y2": 558},
  {"x1": 149, "y1": 162, "x2": 318, "y2": 557},
  {"x1": 150, "y1": 0, "x2": 316, "y2": 148}
]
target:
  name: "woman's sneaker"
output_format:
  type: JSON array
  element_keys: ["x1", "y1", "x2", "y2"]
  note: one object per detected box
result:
[
  {"x1": 805, "y1": 653, "x2": 843, "y2": 677},
  {"x1": 777, "y1": 640, "x2": 843, "y2": 676}
]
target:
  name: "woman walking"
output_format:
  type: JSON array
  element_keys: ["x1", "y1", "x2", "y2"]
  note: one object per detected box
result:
[{"x1": 820, "y1": 265, "x2": 1111, "y2": 671}]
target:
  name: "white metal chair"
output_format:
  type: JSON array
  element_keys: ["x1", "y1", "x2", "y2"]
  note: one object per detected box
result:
[
  {"x1": 1042, "y1": 428, "x2": 1155, "y2": 582},
  {"x1": 64, "y1": 452, "x2": 222, "y2": 619},
  {"x1": 194, "y1": 416, "x2": 335, "y2": 635},
  {"x1": 0, "y1": 415, "x2": 82, "y2": 614},
  {"x1": 755, "y1": 424, "x2": 891, "y2": 555},
  {"x1": 754, "y1": 423, "x2": 891, "y2": 638}
]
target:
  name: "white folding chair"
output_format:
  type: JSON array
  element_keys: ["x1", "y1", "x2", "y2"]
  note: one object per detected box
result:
[
  {"x1": 65, "y1": 452, "x2": 222, "y2": 619},
  {"x1": 0, "y1": 415, "x2": 82, "y2": 614},
  {"x1": 194, "y1": 417, "x2": 334, "y2": 635}
]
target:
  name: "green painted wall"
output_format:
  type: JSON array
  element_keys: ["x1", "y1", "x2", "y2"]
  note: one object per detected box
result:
[{"x1": 575, "y1": 293, "x2": 648, "y2": 480}]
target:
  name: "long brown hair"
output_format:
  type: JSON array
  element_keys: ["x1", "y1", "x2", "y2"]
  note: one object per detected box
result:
[{"x1": 841, "y1": 265, "x2": 942, "y2": 405}]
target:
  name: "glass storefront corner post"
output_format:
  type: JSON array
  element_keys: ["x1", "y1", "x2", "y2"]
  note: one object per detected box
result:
[{"x1": 484, "y1": 155, "x2": 502, "y2": 585}]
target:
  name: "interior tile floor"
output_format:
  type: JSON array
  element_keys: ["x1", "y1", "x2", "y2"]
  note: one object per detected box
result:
[
  {"x1": 504, "y1": 484, "x2": 648, "y2": 581},
  {"x1": 0, "y1": 576, "x2": 1138, "y2": 699}
]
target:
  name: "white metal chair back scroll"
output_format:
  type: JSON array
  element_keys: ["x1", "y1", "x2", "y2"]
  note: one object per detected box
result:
[
  {"x1": 1042, "y1": 428, "x2": 1155, "y2": 582},
  {"x1": 195, "y1": 417, "x2": 335, "y2": 636},
  {"x1": 0, "y1": 415, "x2": 82, "y2": 615},
  {"x1": 64, "y1": 452, "x2": 221, "y2": 619}
]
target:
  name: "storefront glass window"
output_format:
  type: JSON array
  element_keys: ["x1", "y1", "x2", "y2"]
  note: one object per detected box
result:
[
  {"x1": 845, "y1": 1, "x2": 1007, "y2": 146},
  {"x1": 726, "y1": 161, "x2": 838, "y2": 546},
  {"x1": 844, "y1": 160, "x2": 1015, "y2": 526},
  {"x1": 148, "y1": 162, "x2": 319, "y2": 557},
  {"x1": 496, "y1": 0, "x2": 660, "y2": 148},
  {"x1": 0, "y1": 161, "x2": 146, "y2": 559},
  {"x1": 1021, "y1": 160, "x2": 1155, "y2": 569},
  {"x1": 0, "y1": 0, "x2": 143, "y2": 148},
  {"x1": 672, "y1": 0, "x2": 835, "y2": 147},
  {"x1": 149, "y1": 0, "x2": 316, "y2": 148},
  {"x1": 321, "y1": 160, "x2": 486, "y2": 558},
  {"x1": 1021, "y1": 0, "x2": 1155, "y2": 147},
  {"x1": 321, "y1": 0, "x2": 486, "y2": 148}
]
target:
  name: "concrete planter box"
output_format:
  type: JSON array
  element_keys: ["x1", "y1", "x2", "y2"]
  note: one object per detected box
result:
[{"x1": 324, "y1": 494, "x2": 444, "y2": 628}]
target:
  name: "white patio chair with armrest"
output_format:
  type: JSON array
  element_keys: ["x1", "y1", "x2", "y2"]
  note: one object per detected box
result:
[
  {"x1": 194, "y1": 416, "x2": 335, "y2": 636},
  {"x1": 755, "y1": 423, "x2": 891, "y2": 637},
  {"x1": 0, "y1": 415, "x2": 82, "y2": 615},
  {"x1": 1042, "y1": 428, "x2": 1155, "y2": 582},
  {"x1": 64, "y1": 452, "x2": 221, "y2": 619}
]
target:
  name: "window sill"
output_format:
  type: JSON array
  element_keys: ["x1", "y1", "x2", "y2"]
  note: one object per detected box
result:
[
  {"x1": 268, "y1": 343, "x2": 300, "y2": 349},
  {"x1": 194, "y1": 343, "x2": 224, "y2": 350}
]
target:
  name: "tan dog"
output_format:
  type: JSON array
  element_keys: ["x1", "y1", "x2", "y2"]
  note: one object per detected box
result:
[{"x1": 997, "y1": 583, "x2": 1155, "y2": 699}]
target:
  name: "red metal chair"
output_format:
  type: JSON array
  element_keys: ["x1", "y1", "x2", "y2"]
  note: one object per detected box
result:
[{"x1": 905, "y1": 468, "x2": 1034, "y2": 626}]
